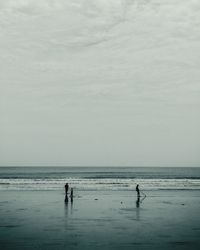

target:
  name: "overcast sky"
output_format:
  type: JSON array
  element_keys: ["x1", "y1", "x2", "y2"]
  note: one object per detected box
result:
[{"x1": 0, "y1": 0, "x2": 200, "y2": 167}]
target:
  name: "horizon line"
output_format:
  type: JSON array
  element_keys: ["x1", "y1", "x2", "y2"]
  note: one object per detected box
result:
[{"x1": 0, "y1": 166, "x2": 199, "y2": 168}]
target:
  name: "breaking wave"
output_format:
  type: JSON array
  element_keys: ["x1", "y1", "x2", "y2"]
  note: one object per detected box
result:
[{"x1": 0, "y1": 177, "x2": 200, "y2": 191}]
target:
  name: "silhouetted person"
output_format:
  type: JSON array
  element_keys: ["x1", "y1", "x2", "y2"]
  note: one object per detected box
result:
[
  {"x1": 65, "y1": 183, "x2": 69, "y2": 195},
  {"x1": 70, "y1": 188, "x2": 73, "y2": 202},
  {"x1": 136, "y1": 184, "x2": 140, "y2": 197}
]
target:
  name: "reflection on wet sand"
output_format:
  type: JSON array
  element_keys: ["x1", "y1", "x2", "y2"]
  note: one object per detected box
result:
[
  {"x1": 64, "y1": 195, "x2": 73, "y2": 217},
  {"x1": 136, "y1": 196, "x2": 140, "y2": 220},
  {"x1": 136, "y1": 195, "x2": 146, "y2": 221},
  {"x1": 65, "y1": 195, "x2": 69, "y2": 203}
]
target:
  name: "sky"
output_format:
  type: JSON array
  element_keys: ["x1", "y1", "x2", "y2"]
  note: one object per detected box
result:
[{"x1": 0, "y1": 0, "x2": 200, "y2": 167}]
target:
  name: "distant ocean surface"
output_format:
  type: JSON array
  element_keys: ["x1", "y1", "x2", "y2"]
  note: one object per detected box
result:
[{"x1": 0, "y1": 167, "x2": 200, "y2": 191}]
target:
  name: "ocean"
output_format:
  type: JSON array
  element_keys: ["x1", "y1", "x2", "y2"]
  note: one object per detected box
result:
[{"x1": 0, "y1": 167, "x2": 200, "y2": 191}]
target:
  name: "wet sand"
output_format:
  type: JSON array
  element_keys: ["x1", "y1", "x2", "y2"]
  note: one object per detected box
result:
[{"x1": 0, "y1": 190, "x2": 200, "y2": 250}]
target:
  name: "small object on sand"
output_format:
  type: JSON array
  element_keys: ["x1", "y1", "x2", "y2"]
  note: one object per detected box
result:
[
  {"x1": 120, "y1": 202, "x2": 123, "y2": 204},
  {"x1": 94, "y1": 198, "x2": 98, "y2": 200},
  {"x1": 181, "y1": 204, "x2": 185, "y2": 206}
]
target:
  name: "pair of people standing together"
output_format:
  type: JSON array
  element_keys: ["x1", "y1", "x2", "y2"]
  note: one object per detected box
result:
[{"x1": 65, "y1": 183, "x2": 73, "y2": 202}]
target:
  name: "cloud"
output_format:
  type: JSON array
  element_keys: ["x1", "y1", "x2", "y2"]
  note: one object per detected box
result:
[{"x1": 0, "y1": 0, "x2": 200, "y2": 166}]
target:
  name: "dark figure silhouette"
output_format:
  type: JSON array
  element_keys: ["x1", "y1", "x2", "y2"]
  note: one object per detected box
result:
[
  {"x1": 136, "y1": 184, "x2": 140, "y2": 197},
  {"x1": 65, "y1": 183, "x2": 69, "y2": 195},
  {"x1": 70, "y1": 188, "x2": 73, "y2": 202},
  {"x1": 70, "y1": 188, "x2": 73, "y2": 197}
]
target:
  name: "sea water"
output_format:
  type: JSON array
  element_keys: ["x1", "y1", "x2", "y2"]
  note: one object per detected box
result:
[{"x1": 0, "y1": 167, "x2": 200, "y2": 191}]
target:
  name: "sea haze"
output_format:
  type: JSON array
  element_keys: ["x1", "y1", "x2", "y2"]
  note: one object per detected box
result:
[{"x1": 0, "y1": 167, "x2": 200, "y2": 191}]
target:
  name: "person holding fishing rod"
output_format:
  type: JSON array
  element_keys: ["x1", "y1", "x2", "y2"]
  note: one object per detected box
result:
[
  {"x1": 136, "y1": 184, "x2": 146, "y2": 198},
  {"x1": 136, "y1": 184, "x2": 140, "y2": 197}
]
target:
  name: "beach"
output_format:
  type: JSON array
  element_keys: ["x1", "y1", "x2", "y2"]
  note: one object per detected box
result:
[
  {"x1": 1, "y1": 1, "x2": 200, "y2": 249},
  {"x1": 0, "y1": 190, "x2": 200, "y2": 250}
]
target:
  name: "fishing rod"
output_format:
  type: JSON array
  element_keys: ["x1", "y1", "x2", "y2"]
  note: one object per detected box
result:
[{"x1": 141, "y1": 191, "x2": 146, "y2": 197}]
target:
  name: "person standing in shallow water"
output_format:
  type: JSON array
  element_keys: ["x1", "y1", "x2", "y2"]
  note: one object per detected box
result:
[
  {"x1": 65, "y1": 183, "x2": 69, "y2": 195},
  {"x1": 136, "y1": 184, "x2": 140, "y2": 197}
]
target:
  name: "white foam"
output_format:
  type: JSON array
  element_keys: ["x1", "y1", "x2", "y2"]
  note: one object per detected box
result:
[{"x1": 0, "y1": 178, "x2": 200, "y2": 191}]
